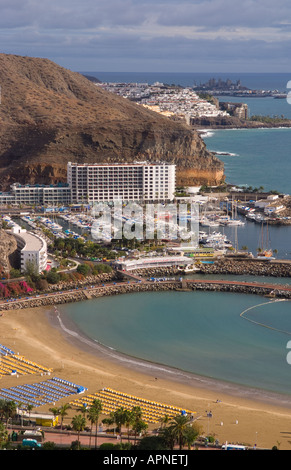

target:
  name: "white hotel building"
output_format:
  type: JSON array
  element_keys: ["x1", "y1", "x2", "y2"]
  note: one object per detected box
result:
[
  {"x1": 67, "y1": 161, "x2": 176, "y2": 203},
  {"x1": 10, "y1": 225, "x2": 48, "y2": 274}
]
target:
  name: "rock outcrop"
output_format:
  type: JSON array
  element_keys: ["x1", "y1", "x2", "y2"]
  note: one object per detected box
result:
[
  {"x1": 0, "y1": 229, "x2": 18, "y2": 273},
  {"x1": 0, "y1": 53, "x2": 224, "y2": 189}
]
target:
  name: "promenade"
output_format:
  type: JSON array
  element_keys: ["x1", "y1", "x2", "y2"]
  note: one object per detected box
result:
[{"x1": 1, "y1": 274, "x2": 291, "y2": 314}]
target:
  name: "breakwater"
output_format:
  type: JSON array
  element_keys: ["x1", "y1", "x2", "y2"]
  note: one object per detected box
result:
[
  {"x1": 1, "y1": 277, "x2": 291, "y2": 313},
  {"x1": 199, "y1": 258, "x2": 291, "y2": 277}
]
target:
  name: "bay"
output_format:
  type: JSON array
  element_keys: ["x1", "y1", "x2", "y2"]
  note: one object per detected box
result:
[{"x1": 59, "y1": 290, "x2": 291, "y2": 396}]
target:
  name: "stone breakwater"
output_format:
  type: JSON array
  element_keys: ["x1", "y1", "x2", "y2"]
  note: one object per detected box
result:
[
  {"x1": 1, "y1": 278, "x2": 291, "y2": 313},
  {"x1": 187, "y1": 281, "x2": 291, "y2": 299},
  {"x1": 118, "y1": 259, "x2": 291, "y2": 278},
  {"x1": 0, "y1": 281, "x2": 181, "y2": 312},
  {"x1": 199, "y1": 259, "x2": 291, "y2": 277}
]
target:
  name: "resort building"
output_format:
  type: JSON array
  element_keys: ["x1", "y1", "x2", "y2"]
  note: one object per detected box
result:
[
  {"x1": 0, "y1": 183, "x2": 71, "y2": 207},
  {"x1": 10, "y1": 225, "x2": 48, "y2": 274},
  {"x1": 115, "y1": 255, "x2": 193, "y2": 271},
  {"x1": 0, "y1": 162, "x2": 176, "y2": 206},
  {"x1": 10, "y1": 183, "x2": 71, "y2": 206},
  {"x1": 67, "y1": 161, "x2": 176, "y2": 203}
]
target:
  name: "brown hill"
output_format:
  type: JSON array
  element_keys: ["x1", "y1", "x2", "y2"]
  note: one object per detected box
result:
[{"x1": 0, "y1": 53, "x2": 224, "y2": 189}]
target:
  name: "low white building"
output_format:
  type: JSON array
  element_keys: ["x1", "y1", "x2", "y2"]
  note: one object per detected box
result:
[
  {"x1": 11, "y1": 225, "x2": 48, "y2": 274},
  {"x1": 115, "y1": 255, "x2": 192, "y2": 271}
]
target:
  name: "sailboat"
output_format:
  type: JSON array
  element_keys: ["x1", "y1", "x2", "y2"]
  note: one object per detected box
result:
[{"x1": 256, "y1": 221, "x2": 275, "y2": 260}]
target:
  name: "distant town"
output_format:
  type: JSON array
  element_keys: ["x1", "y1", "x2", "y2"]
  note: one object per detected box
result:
[
  {"x1": 98, "y1": 81, "x2": 230, "y2": 122},
  {"x1": 97, "y1": 78, "x2": 287, "y2": 125},
  {"x1": 192, "y1": 77, "x2": 287, "y2": 98}
]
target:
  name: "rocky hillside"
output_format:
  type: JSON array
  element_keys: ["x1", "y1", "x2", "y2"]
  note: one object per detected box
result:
[
  {"x1": 0, "y1": 53, "x2": 224, "y2": 189},
  {"x1": 0, "y1": 230, "x2": 18, "y2": 273}
]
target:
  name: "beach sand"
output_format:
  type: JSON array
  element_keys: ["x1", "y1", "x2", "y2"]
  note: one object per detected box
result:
[{"x1": 1, "y1": 305, "x2": 291, "y2": 450}]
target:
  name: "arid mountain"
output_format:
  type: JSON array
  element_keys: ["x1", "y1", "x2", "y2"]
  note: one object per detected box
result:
[{"x1": 0, "y1": 53, "x2": 224, "y2": 189}]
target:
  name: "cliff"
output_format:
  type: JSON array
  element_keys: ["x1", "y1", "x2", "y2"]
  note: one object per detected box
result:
[
  {"x1": 0, "y1": 53, "x2": 224, "y2": 189},
  {"x1": 0, "y1": 230, "x2": 18, "y2": 273}
]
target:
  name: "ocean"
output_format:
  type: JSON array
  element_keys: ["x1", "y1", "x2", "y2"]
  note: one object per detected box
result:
[
  {"x1": 203, "y1": 127, "x2": 291, "y2": 194},
  {"x1": 83, "y1": 71, "x2": 291, "y2": 93},
  {"x1": 58, "y1": 71, "x2": 291, "y2": 395},
  {"x1": 59, "y1": 290, "x2": 291, "y2": 397}
]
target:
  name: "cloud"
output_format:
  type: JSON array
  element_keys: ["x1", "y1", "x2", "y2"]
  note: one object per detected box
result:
[{"x1": 0, "y1": 0, "x2": 291, "y2": 71}]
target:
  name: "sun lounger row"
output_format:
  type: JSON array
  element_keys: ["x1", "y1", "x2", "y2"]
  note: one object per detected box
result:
[
  {"x1": 0, "y1": 377, "x2": 88, "y2": 407},
  {"x1": 0, "y1": 345, "x2": 15, "y2": 355},
  {"x1": 70, "y1": 388, "x2": 195, "y2": 424},
  {"x1": 0, "y1": 355, "x2": 52, "y2": 377},
  {"x1": 0, "y1": 344, "x2": 52, "y2": 378}
]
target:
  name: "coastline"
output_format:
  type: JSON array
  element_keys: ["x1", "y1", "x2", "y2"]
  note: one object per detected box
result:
[
  {"x1": 2, "y1": 287, "x2": 291, "y2": 449},
  {"x1": 2, "y1": 263, "x2": 291, "y2": 448},
  {"x1": 51, "y1": 303, "x2": 291, "y2": 409}
]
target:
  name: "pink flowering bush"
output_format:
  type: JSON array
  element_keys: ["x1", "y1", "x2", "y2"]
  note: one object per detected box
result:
[
  {"x1": 19, "y1": 281, "x2": 34, "y2": 293},
  {"x1": 0, "y1": 280, "x2": 34, "y2": 299}
]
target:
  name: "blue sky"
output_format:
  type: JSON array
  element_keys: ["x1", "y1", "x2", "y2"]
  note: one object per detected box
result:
[{"x1": 1, "y1": 0, "x2": 291, "y2": 72}]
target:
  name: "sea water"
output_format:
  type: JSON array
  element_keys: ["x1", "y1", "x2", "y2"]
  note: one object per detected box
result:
[
  {"x1": 83, "y1": 71, "x2": 291, "y2": 92},
  {"x1": 204, "y1": 127, "x2": 291, "y2": 194},
  {"x1": 59, "y1": 290, "x2": 291, "y2": 396},
  {"x1": 60, "y1": 72, "x2": 291, "y2": 395}
]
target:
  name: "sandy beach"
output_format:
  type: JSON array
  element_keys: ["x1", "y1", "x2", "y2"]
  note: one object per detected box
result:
[{"x1": 1, "y1": 303, "x2": 291, "y2": 450}]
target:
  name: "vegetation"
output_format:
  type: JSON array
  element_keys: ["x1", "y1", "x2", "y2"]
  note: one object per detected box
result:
[
  {"x1": 249, "y1": 114, "x2": 290, "y2": 123},
  {"x1": 197, "y1": 92, "x2": 218, "y2": 106},
  {"x1": 87, "y1": 399, "x2": 103, "y2": 449},
  {"x1": 52, "y1": 237, "x2": 117, "y2": 261}
]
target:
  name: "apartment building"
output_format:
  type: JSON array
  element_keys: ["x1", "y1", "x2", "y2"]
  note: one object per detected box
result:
[
  {"x1": 11, "y1": 225, "x2": 48, "y2": 274},
  {"x1": 10, "y1": 183, "x2": 71, "y2": 206},
  {"x1": 67, "y1": 161, "x2": 176, "y2": 203}
]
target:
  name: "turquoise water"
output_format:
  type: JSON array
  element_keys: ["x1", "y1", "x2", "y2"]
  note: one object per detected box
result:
[
  {"x1": 59, "y1": 291, "x2": 291, "y2": 396},
  {"x1": 204, "y1": 127, "x2": 291, "y2": 194},
  {"x1": 203, "y1": 126, "x2": 291, "y2": 259}
]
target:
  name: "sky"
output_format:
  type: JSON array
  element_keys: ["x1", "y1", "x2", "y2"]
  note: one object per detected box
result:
[{"x1": 1, "y1": 0, "x2": 291, "y2": 73}]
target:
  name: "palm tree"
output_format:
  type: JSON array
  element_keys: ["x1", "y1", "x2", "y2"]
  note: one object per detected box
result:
[
  {"x1": 59, "y1": 403, "x2": 71, "y2": 431},
  {"x1": 184, "y1": 422, "x2": 201, "y2": 450},
  {"x1": 131, "y1": 406, "x2": 144, "y2": 444},
  {"x1": 87, "y1": 406, "x2": 97, "y2": 449},
  {"x1": 26, "y1": 404, "x2": 34, "y2": 425},
  {"x1": 168, "y1": 414, "x2": 191, "y2": 450},
  {"x1": 3, "y1": 401, "x2": 17, "y2": 426},
  {"x1": 49, "y1": 406, "x2": 60, "y2": 426},
  {"x1": 113, "y1": 407, "x2": 127, "y2": 443},
  {"x1": 132, "y1": 418, "x2": 148, "y2": 445},
  {"x1": 77, "y1": 403, "x2": 88, "y2": 418},
  {"x1": 71, "y1": 414, "x2": 86, "y2": 450},
  {"x1": 159, "y1": 425, "x2": 176, "y2": 450},
  {"x1": 0, "y1": 422, "x2": 8, "y2": 449},
  {"x1": 123, "y1": 409, "x2": 133, "y2": 442},
  {"x1": 87, "y1": 399, "x2": 103, "y2": 449},
  {"x1": 0, "y1": 399, "x2": 6, "y2": 422},
  {"x1": 159, "y1": 413, "x2": 170, "y2": 429}
]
